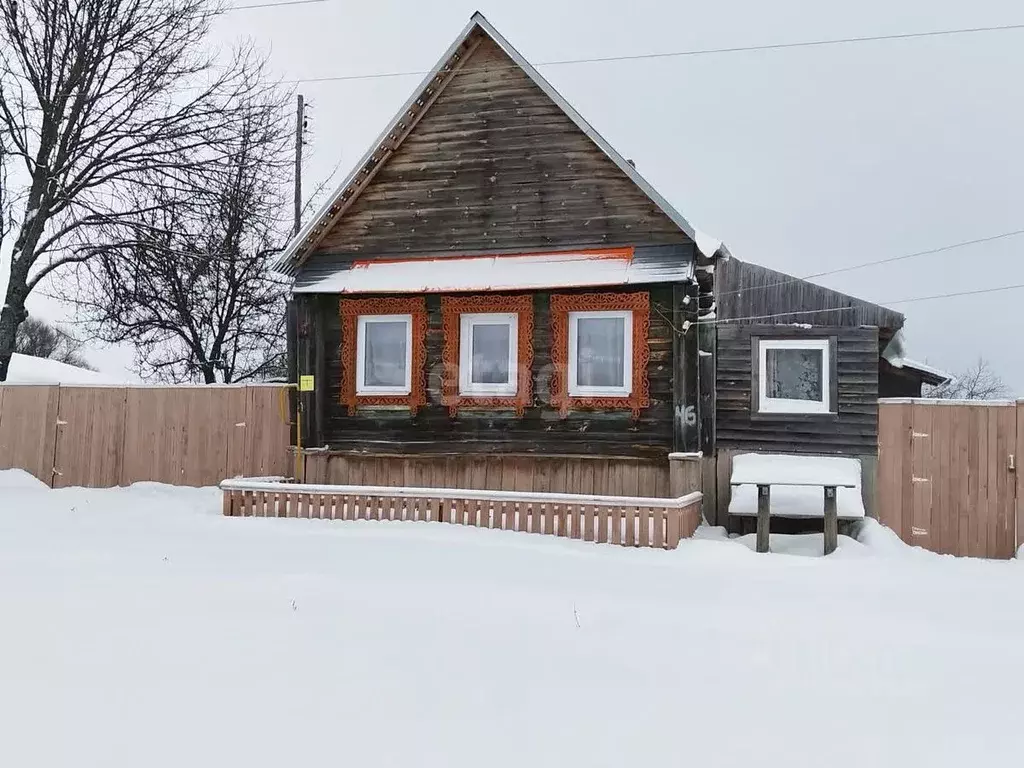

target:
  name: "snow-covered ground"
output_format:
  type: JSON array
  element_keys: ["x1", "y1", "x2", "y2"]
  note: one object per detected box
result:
[{"x1": 2, "y1": 469, "x2": 1022, "y2": 768}]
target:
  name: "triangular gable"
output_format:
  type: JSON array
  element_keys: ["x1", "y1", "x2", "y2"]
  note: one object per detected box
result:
[{"x1": 278, "y1": 13, "x2": 705, "y2": 274}]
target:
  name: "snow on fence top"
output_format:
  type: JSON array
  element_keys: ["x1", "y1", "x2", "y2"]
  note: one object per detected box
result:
[
  {"x1": 219, "y1": 477, "x2": 703, "y2": 509},
  {"x1": 5, "y1": 353, "x2": 126, "y2": 385}
]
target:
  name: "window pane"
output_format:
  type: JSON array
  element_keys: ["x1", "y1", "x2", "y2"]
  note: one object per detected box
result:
[
  {"x1": 471, "y1": 323, "x2": 511, "y2": 384},
  {"x1": 363, "y1": 320, "x2": 407, "y2": 387},
  {"x1": 576, "y1": 317, "x2": 625, "y2": 388},
  {"x1": 765, "y1": 348, "x2": 823, "y2": 401}
]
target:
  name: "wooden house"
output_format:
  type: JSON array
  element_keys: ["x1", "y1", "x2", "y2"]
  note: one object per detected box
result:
[{"x1": 278, "y1": 13, "x2": 920, "y2": 527}]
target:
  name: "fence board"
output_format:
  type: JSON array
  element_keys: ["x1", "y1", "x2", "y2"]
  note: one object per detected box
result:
[
  {"x1": 0, "y1": 385, "x2": 59, "y2": 484},
  {"x1": 53, "y1": 387, "x2": 127, "y2": 488}
]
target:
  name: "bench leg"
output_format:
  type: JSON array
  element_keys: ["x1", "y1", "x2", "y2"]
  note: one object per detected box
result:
[
  {"x1": 823, "y1": 485, "x2": 838, "y2": 555},
  {"x1": 756, "y1": 485, "x2": 770, "y2": 553}
]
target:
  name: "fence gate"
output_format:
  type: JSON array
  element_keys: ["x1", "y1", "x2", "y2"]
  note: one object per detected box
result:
[{"x1": 877, "y1": 399, "x2": 1023, "y2": 559}]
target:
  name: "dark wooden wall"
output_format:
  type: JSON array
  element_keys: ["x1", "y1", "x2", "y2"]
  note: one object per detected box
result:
[
  {"x1": 304, "y1": 35, "x2": 690, "y2": 263},
  {"x1": 716, "y1": 324, "x2": 880, "y2": 455},
  {"x1": 295, "y1": 285, "x2": 677, "y2": 459}
]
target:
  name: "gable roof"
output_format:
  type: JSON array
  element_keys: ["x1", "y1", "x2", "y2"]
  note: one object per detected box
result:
[{"x1": 277, "y1": 12, "x2": 715, "y2": 275}]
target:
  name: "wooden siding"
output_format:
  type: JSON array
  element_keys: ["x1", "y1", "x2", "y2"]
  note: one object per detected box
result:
[
  {"x1": 306, "y1": 36, "x2": 690, "y2": 261},
  {"x1": 716, "y1": 258, "x2": 904, "y2": 331},
  {"x1": 302, "y1": 452, "x2": 672, "y2": 498},
  {"x1": 716, "y1": 324, "x2": 880, "y2": 455},
  {"x1": 296, "y1": 284, "x2": 676, "y2": 458}
]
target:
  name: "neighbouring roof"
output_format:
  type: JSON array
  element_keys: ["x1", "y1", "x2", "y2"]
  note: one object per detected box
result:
[
  {"x1": 888, "y1": 356, "x2": 952, "y2": 386},
  {"x1": 292, "y1": 245, "x2": 694, "y2": 294},
  {"x1": 277, "y1": 13, "x2": 724, "y2": 276},
  {"x1": 5, "y1": 353, "x2": 125, "y2": 385}
]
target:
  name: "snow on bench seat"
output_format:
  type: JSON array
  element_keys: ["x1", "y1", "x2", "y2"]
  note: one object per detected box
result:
[{"x1": 728, "y1": 453, "x2": 865, "y2": 520}]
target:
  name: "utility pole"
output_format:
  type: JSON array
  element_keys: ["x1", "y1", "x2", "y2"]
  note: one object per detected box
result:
[{"x1": 293, "y1": 93, "x2": 305, "y2": 237}]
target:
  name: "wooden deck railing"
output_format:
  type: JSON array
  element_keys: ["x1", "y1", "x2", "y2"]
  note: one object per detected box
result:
[{"x1": 219, "y1": 479, "x2": 703, "y2": 550}]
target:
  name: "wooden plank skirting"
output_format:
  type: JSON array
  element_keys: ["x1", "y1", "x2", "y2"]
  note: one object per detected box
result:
[{"x1": 220, "y1": 479, "x2": 703, "y2": 550}]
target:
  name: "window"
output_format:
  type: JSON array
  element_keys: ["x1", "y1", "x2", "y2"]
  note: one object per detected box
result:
[
  {"x1": 356, "y1": 314, "x2": 412, "y2": 395},
  {"x1": 459, "y1": 313, "x2": 518, "y2": 396},
  {"x1": 549, "y1": 292, "x2": 649, "y2": 418},
  {"x1": 441, "y1": 295, "x2": 534, "y2": 416},
  {"x1": 568, "y1": 310, "x2": 633, "y2": 396},
  {"x1": 757, "y1": 338, "x2": 832, "y2": 414}
]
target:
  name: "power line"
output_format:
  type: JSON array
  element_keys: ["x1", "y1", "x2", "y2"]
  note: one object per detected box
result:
[
  {"x1": 227, "y1": 0, "x2": 327, "y2": 12},
  {"x1": 701, "y1": 282, "x2": 1024, "y2": 325},
  {"x1": 716, "y1": 228, "x2": 1024, "y2": 299},
  {"x1": 286, "y1": 21, "x2": 1024, "y2": 84}
]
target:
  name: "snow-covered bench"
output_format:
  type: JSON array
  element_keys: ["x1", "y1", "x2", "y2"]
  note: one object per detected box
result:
[{"x1": 728, "y1": 453, "x2": 864, "y2": 555}]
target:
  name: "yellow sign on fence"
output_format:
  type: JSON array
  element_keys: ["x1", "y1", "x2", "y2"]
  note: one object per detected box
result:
[{"x1": 299, "y1": 375, "x2": 315, "y2": 392}]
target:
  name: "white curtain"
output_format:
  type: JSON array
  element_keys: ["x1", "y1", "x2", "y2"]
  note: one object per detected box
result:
[
  {"x1": 364, "y1": 321, "x2": 407, "y2": 387},
  {"x1": 766, "y1": 348, "x2": 822, "y2": 401},
  {"x1": 576, "y1": 317, "x2": 625, "y2": 388},
  {"x1": 471, "y1": 324, "x2": 511, "y2": 384}
]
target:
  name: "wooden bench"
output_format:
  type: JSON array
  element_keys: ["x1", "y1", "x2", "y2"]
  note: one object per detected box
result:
[
  {"x1": 730, "y1": 481, "x2": 856, "y2": 555},
  {"x1": 727, "y1": 453, "x2": 865, "y2": 556}
]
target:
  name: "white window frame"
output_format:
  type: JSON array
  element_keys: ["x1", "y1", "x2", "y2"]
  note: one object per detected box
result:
[
  {"x1": 458, "y1": 313, "x2": 519, "y2": 396},
  {"x1": 758, "y1": 338, "x2": 831, "y2": 414},
  {"x1": 567, "y1": 310, "x2": 633, "y2": 397},
  {"x1": 356, "y1": 314, "x2": 413, "y2": 395}
]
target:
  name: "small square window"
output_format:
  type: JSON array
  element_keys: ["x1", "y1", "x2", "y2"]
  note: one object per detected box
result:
[
  {"x1": 568, "y1": 310, "x2": 633, "y2": 397},
  {"x1": 356, "y1": 314, "x2": 412, "y2": 395},
  {"x1": 459, "y1": 313, "x2": 518, "y2": 395},
  {"x1": 757, "y1": 338, "x2": 831, "y2": 414}
]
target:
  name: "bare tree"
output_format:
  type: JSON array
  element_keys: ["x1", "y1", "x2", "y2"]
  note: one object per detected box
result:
[
  {"x1": 927, "y1": 358, "x2": 1010, "y2": 400},
  {"x1": 0, "y1": 0, "x2": 269, "y2": 380},
  {"x1": 14, "y1": 315, "x2": 94, "y2": 370},
  {"x1": 66, "y1": 92, "x2": 292, "y2": 383}
]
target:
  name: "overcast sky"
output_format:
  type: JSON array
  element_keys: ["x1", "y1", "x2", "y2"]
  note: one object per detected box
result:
[{"x1": 13, "y1": 0, "x2": 1024, "y2": 391}]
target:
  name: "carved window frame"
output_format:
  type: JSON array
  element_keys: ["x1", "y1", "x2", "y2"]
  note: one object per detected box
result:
[
  {"x1": 340, "y1": 297, "x2": 427, "y2": 415},
  {"x1": 550, "y1": 291, "x2": 650, "y2": 418},
  {"x1": 441, "y1": 294, "x2": 534, "y2": 416}
]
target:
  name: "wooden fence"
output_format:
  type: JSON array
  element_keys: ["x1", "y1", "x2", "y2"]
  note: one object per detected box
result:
[
  {"x1": 0, "y1": 384, "x2": 291, "y2": 488},
  {"x1": 220, "y1": 479, "x2": 704, "y2": 550},
  {"x1": 877, "y1": 399, "x2": 1024, "y2": 559}
]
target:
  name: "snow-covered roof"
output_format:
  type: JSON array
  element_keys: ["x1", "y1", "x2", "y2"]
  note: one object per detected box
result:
[
  {"x1": 292, "y1": 247, "x2": 694, "y2": 294},
  {"x1": 276, "y1": 13, "x2": 724, "y2": 275},
  {"x1": 887, "y1": 356, "x2": 952, "y2": 385},
  {"x1": 4, "y1": 353, "x2": 126, "y2": 385}
]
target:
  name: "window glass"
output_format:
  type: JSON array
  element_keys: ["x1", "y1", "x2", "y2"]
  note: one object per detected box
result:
[
  {"x1": 575, "y1": 316, "x2": 626, "y2": 388},
  {"x1": 765, "y1": 347, "x2": 824, "y2": 402},
  {"x1": 362, "y1": 320, "x2": 408, "y2": 388},
  {"x1": 471, "y1": 323, "x2": 511, "y2": 384}
]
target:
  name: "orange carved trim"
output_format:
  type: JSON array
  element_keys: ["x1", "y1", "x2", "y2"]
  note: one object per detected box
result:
[
  {"x1": 549, "y1": 291, "x2": 650, "y2": 419},
  {"x1": 440, "y1": 295, "x2": 534, "y2": 417},
  {"x1": 339, "y1": 297, "x2": 427, "y2": 415}
]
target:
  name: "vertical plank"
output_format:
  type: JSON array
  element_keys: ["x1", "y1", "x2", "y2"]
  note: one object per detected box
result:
[
  {"x1": 583, "y1": 504, "x2": 596, "y2": 542},
  {"x1": 624, "y1": 505, "x2": 636, "y2": 546},
  {"x1": 1017, "y1": 401, "x2": 1024, "y2": 555},
  {"x1": 609, "y1": 506, "x2": 622, "y2": 545},
  {"x1": 756, "y1": 485, "x2": 771, "y2": 554},
  {"x1": 823, "y1": 486, "x2": 838, "y2": 555},
  {"x1": 597, "y1": 505, "x2": 609, "y2": 543},
  {"x1": 666, "y1": 508, "x2": 680, "y2": 549},
  {"x1": 652, "y1": 507, "x2": 665, "y2": 548},
  {"x1": 637, "y1": 506, "x2": 650, "y2": 547}
]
